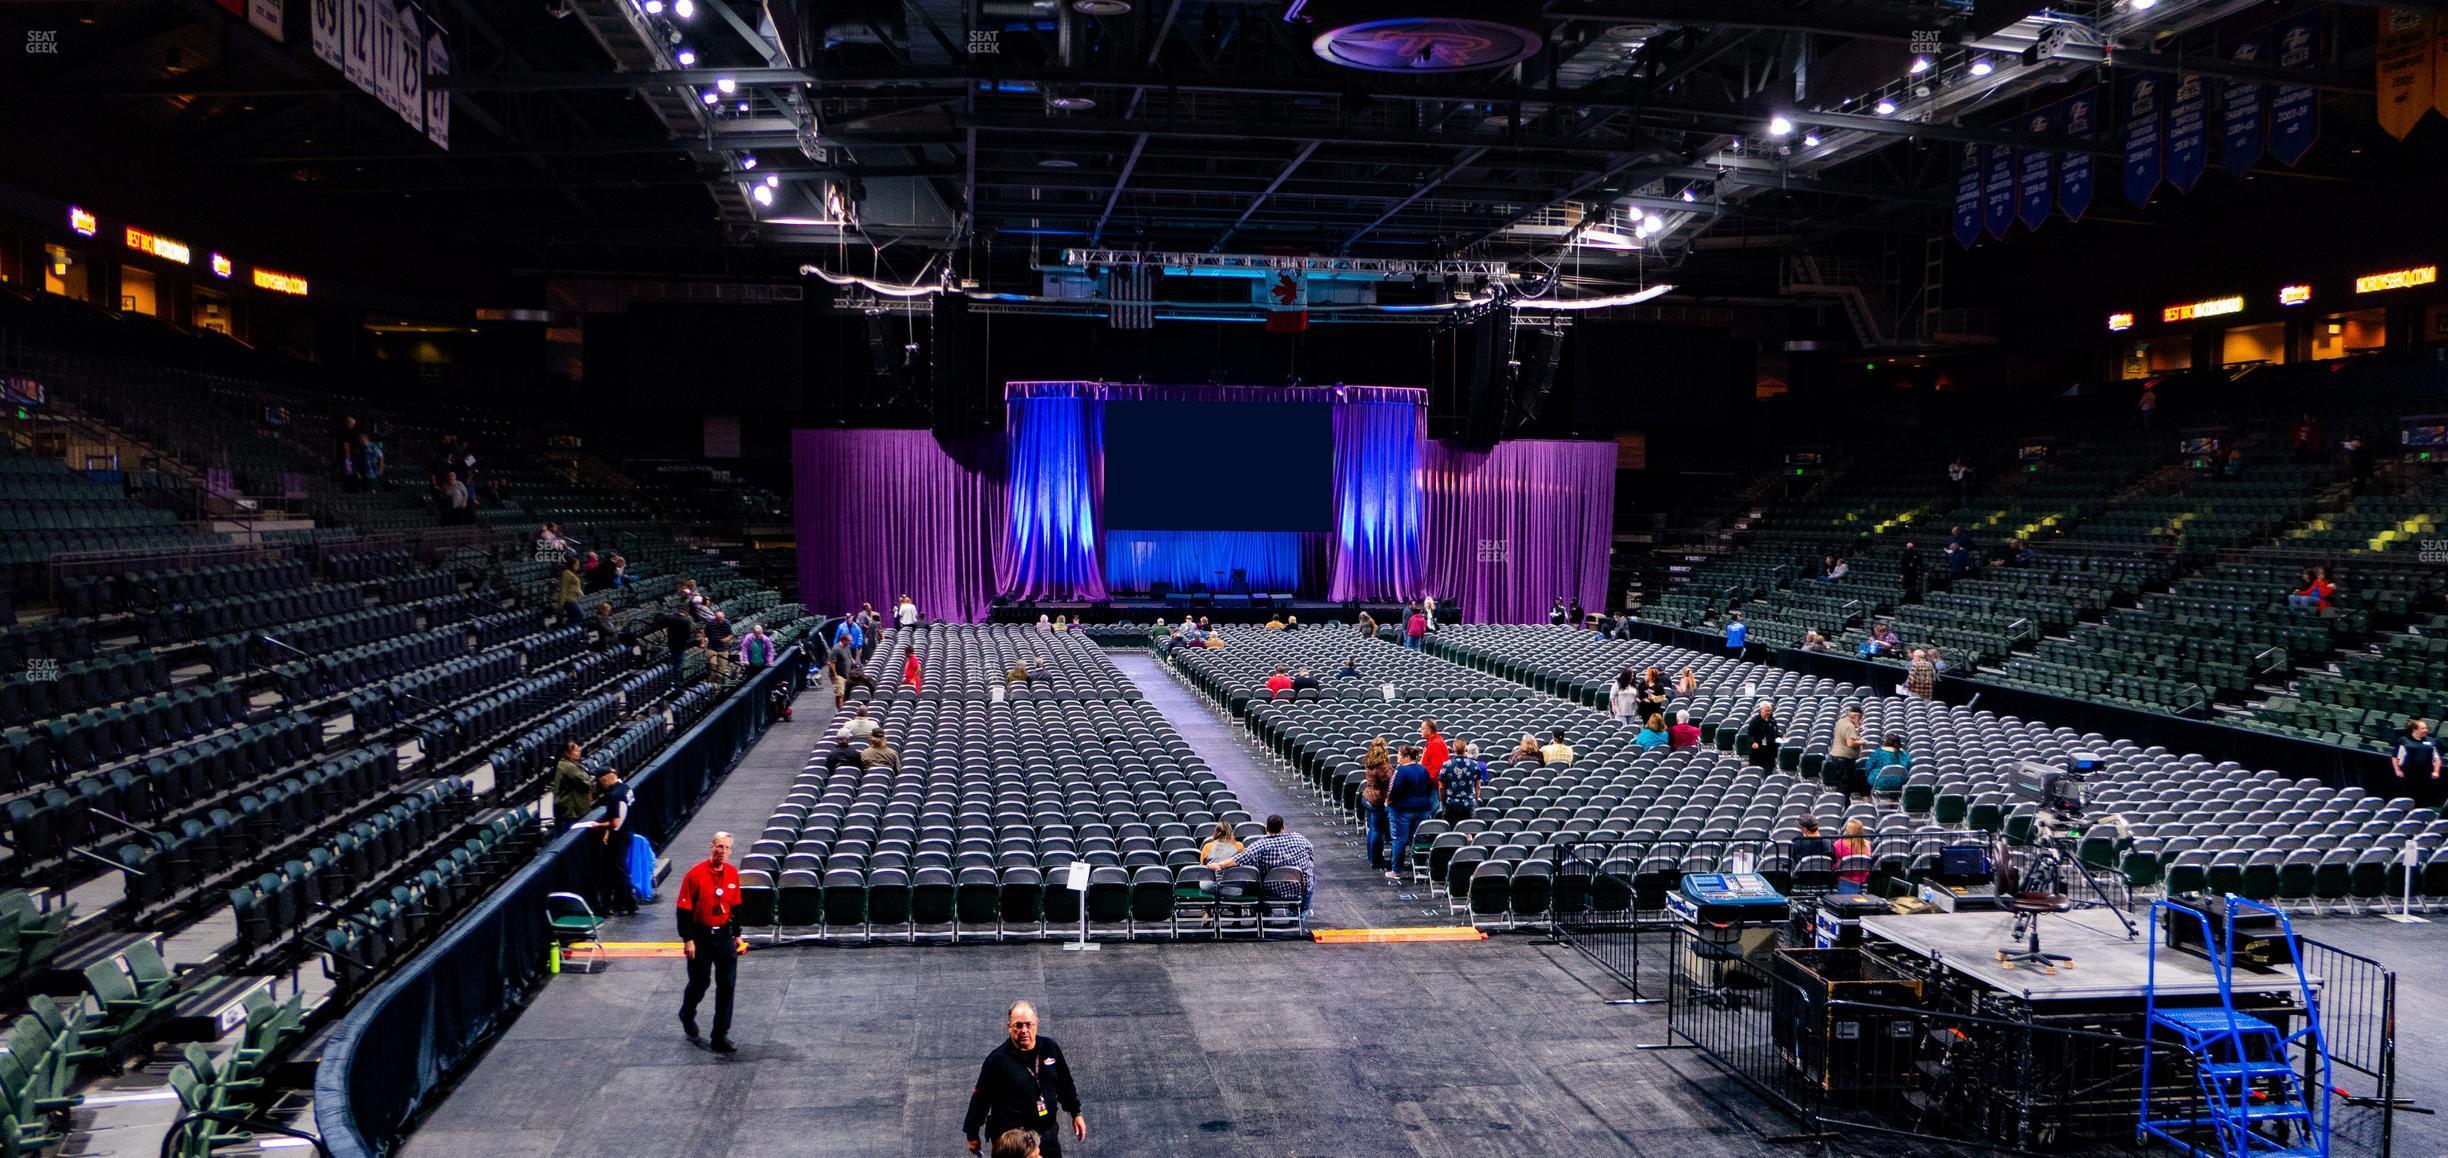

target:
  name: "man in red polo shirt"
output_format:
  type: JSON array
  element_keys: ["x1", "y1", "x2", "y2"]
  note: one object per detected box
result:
[
  {"x1": 674, "y1": 831, "x2": 744, "y2": 1054},
  {"x1": 1264, "y1": 666, "x2": 1293, "y2": 697}
]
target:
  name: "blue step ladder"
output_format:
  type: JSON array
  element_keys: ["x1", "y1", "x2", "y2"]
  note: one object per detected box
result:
[{"x1": 2141, "y1": 897, "x2": 2332, "y2": 1158}]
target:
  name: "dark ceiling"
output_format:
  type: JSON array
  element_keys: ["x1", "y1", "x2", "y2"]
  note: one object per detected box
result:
[{"x1": 6, "y1": 0, "x2": 2447, "y2": 310}]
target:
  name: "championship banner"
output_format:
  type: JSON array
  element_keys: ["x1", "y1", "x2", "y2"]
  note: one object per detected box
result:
[
  {"x1": 424, "y1": 24, "x2": 451, "y2": 149},
  {"x1": 248, "y1": 0, "x2": 284, "y2": 42},
  {"x1": 372, "y1": 0, "x2": 399, "y2": 112},
  {"x1": 343, "y1": 0, "x2": 373, "y2": 88},
  {"x1": 311, "y1": 0, "x2": 341, "y2": 65},
  {"x1": 2123, "y1": 72, "x2": 2163, "y2": 208},
  {"x1": 2377, "y1": 8, "x2": 2434, "y2": 139},
  {"x1": 2435, "y1": 15, "x2": 2448, "y2": 120},
  {"x1": 1953, "y1": 142, "x2": 1982, "y2": 248},
  {"x1": 2059, "y1": 91, "x2": 2097, "y2": 222},
  {"x1": 2221, "y1": 33, "x2": 2266, "y2": 178},
  {"x1": 2017, "y1": 106, "x2": 2053, "y2": 232},
  {"x1": 396, "y1": 4, "x2": 424, "y2": 132},
  {"x1": 2269, "y1": 8, "x2": 2321, "y2": 166},
  {"x1": 2166, "y1": 73, "x2": 2208, "y2": 192},
  {"x1": 1983, "y1": 143, "x2": 2017, "y2": 239}
]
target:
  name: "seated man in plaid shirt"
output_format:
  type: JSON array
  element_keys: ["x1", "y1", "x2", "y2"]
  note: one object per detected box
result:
[{"x1": 1213, "y1": 815, "x2": 1315, "y2": 915}]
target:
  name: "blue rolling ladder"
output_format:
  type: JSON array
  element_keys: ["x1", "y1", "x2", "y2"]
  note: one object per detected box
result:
[{"x1": 2141, "y1": 897, "x2": 2333, "y2": 1158}]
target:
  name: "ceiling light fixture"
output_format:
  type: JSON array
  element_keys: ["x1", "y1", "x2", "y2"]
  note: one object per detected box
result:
[
  {"x1": 741, "y1": 154, "x2": 757, "y2": 170},
  {"x1": 1039, "y1": 157, "x2": 1079, "y2": 169},
  {"x1": 675, "y1": 48, "x2": 696, "y2": 66},
  {"x1": 1072, "y1": 0, "x2": 1132, "y2": 13},
  {"x1": 1679, "y1": 187, "x2": 1696, "y2": 203},
  {"x1": 716, "y1": 75, "x2": 736, "y2": 94},
  {"x1": 1876, "y1": 99, "x2": 1897, "y2": 115},
  {"x1": 1642, "y1": 214, "x2": 1664, "y2": 234},
  {"x1": 753, "y1": 184, "x2": 774, "y2": 206},
  {"x1": 1910, "y1": 56, "x2": 1930, "y2": 74},
  {"x1": 764, "y1": 173, "x2": 779, "y2": 187},
  {"x1": 673, "y1": 0, "x2": 692, "y2": 15},
  {"x1": 700, "y1": 89, "x2": 718, "y2": 105},
  {"x1": 642, "y1": 0, "x2": 661, "y2": 12},
  {"x1": 1969, "y1": 57, "x2": 1994, "y2": 77},
  {"x1": 1767, "y1": 115, "x2": 1794, "y2": 137},
  {"x1": 1802, "y1": 131, "x2": 1821, "y2": 147}
]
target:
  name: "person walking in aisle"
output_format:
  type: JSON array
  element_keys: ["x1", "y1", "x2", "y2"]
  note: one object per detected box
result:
[
  {"x1": 965, "y1": 1002, "x2": 1086, "y2": 1156},
  {"x1": 674, "y1": 832, "x2": 744, "y2": 1054}
]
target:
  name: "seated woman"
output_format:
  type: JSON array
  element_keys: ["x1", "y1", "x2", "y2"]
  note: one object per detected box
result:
[
  {"x1": 1860, "y1": 732, "x2": 1914, "y2": 797},
  {"x1": 1834, "y1": 819, "x2": 1874, "y2": 894},
  {"x1": 1198, "y1": 820, "x2": 1243, "y2": 867},
  {"x1": 1634, "y1": 714, "x2": 1671, "y2": 749},
  {"x1": 1507, "y1": 733, "x2": 1546, "y2": 766}
]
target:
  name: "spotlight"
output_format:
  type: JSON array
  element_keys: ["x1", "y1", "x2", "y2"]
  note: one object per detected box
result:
[
  {"x1": 1679, "y1": 187, "x2": 1696, "y2": 203},
  {"x1": 1910, "y1": 56, "x2": 1930, "y2": 74},
  {"x1": 1767, "y1": 115, "x2": 1793, "y2": 137},
  {"x1": 1969, "y1": 57, "x2": 1994, "y2": 77},
  {"x1": 700, "y1": 89, "x2": 718, "y2": 105},
  {"x1": 1875, "y1": 99, "x2": 1897, "y2": 115},
  {"x1": 2131, "y1": 0, "x2": 2157, "y2": 8},
  {"x1": 1642, "y1": 214, "x2": 1663, "y2": 233},
  {"x1": 675, "y1": 48, "x2": 696, "y2": 66},
  {"x1": 643, "y1": 0, "x2": 661, "y2": 11},
  {"x1": 673, "y1": 0, "x2": 692, "y2": 15},
  {"x1": 716, "y1": 75, "x2": 736, "y2": 94},
  {"x1": 753, "y1": 184, "x2": 774, "y2": 206},
  {"x1": 741, "y1": 153, "x2": 757, "y2": 170},
  {"x1": 1802, "y1": 131, "x2": 1821, "y2": 147},
  {"x1": 764, "y1": 173, "x2": 779, "y2": 187},
  {"x1": 737, "y1": 101, "x2": 750, "y2": 111}
]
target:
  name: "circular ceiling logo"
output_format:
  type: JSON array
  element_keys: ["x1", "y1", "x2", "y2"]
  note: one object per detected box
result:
[{"x1": 1312, "y1": 17, "x2": 1542, "y2": 73}]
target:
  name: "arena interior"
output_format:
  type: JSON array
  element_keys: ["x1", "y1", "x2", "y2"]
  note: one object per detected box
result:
[{"x1": 5, "y1": 1, "x2": 2448, "y2": 1155}]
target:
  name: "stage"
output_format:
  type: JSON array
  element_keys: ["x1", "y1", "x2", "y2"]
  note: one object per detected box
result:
[
  {"x1": 987, "y1": 597, "x2": 1466, "y2": 626},
  {"x1": 1860, "y1": 909, "x2": 2317, "y2": 1005}
]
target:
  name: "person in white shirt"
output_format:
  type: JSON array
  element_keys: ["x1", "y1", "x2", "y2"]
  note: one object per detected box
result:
[{"x1": 894, "y1": 595, "x2": 919, "y2": 627}]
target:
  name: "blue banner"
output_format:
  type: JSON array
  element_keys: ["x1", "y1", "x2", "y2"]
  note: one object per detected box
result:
[
  {"x1": 2269, "y1": 9, "x2": 2320, "y2": 166},
  {"x1": 2017, "y1": 106, "x2": 2054, "y2": 231},
  {"x1": 2221, "y1": 33, "x2": 2266, "y2": 178},
  {"x1": 2166, "y1": 72, "x2": 2209, "y2": 191},
  {"x1": 2060, "y1": 91, "x2": 2097, "y2": 222},
  {"x1": 1953, "y1": 142, "x2": 1982, "y2": 248},
  {"x1": 1983, "y1": 142, "x2": 2017, "y2": 239},
  {"x1": 2123, "y1": 72, "x2": 2163, "y2": 208}
]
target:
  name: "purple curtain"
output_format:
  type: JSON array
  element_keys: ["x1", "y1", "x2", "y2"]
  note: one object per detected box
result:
[
  {"x1": 1327, "y1": 397, "x2": 1425, "y2": 602},
  {"x1": 791, "y1": 428, "x2": 1003, "y2": 623},
  {"x1": 1422, "y1": 439, "x2": 1617, "y2": 624},
  {"x1": 997, "y1": 383, "x2": 1107, "y2": 601},
  {"x1": 1105, "y1": 530, "x2": 1328, "y2": 594}
]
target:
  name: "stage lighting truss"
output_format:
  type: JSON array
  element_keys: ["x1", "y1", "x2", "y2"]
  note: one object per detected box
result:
[{"x1": 1056, "y1": 250, "x2": 1511, "y2": 283}]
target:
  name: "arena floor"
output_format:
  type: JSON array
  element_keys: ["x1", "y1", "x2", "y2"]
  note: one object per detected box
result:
[{"x1": 399, "y1": 665, "x2": 2448, "y2": 1158}]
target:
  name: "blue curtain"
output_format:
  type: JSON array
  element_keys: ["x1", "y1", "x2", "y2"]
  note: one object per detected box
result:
[
  {"x1": 998, "y1": 384, "x2": 1108, "y2": 601},
  {"x1": 1328, "y1": 398, "x2": 1426, "y2": 602},
  {"x1": 1103, "y1": 531, "x2": 1329, "y2": 595}
]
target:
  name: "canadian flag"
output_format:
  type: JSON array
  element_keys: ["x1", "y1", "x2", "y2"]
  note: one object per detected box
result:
[{"x1": 1263, "y1": 268, "x2": 1308, "y2": 333}]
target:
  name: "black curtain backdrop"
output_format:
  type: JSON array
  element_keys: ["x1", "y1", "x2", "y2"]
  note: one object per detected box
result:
[{"x1": 315, "y1": 655, "x2": 803, "y2": 1158}]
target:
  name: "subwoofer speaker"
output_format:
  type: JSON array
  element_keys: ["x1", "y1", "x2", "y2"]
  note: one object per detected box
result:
[{"x1": 928, "y1": 295, "x2": 997, "y2": 437}]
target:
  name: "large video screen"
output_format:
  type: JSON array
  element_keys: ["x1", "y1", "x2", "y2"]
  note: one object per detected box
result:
[{"x1": 1104, "y1": 401, "x2": 1332, "y2": 530}]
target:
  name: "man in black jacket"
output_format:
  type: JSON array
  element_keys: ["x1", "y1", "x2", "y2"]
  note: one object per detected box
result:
[{"x1": 965, "y1": 1001, "x2": 1085, "y2": 1156}]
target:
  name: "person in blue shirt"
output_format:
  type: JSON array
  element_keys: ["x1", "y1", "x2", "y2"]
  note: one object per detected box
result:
[
  {"x1": 1439, "y1": 740, "x2": 1487, "y2": 823},
  {"x1": 1634, "y1": 714, "x2": 1671, "y2": 749},
  {"x1": 1383, "y1": 745, "x2": 1437, "y2": 881},
  {"x1": 1724, "y1": 612, "x2": 1747, "y2": 655},
  {"x1": 1861, "y1": 733, "x2": 1914, "y2": 797},
  {"x1": 833, "y1": 614, "x2": 865, "y2": 654}
]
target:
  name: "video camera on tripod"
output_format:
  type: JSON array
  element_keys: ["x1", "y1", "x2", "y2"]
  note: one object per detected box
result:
[{"x1": 2008, "y1": 753, "x2": 2099, "y2": 827}]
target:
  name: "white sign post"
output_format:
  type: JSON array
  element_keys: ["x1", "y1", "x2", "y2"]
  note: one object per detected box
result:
[
  {"x1": 1061, "y1": 862, "x2": 1099, "y2": 951},
  {"x1": 2382, "y1": 844, "x2": 2428, "y2": 923}
]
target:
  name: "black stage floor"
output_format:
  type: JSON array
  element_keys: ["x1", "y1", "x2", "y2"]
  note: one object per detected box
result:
[{"x1": 398, "y1": 666, "x2": 2448, "y2": 1158}]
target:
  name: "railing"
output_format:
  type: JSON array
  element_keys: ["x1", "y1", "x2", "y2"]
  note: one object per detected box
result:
[
  {"x1": 1621, "y1": 921, "x2": 2394, "y2": 1156},
  {"x1": 2294, "y1": 935, "x2": 2401, "y2": 1158},
  {"x1": 313, "y1": 652, "x2": 803, "y2": 1158}
]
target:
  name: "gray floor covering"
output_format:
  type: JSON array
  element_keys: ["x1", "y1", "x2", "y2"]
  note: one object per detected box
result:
[{"x1": 396, "y1": 656, "x2": 2448, "y2": 1158}]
